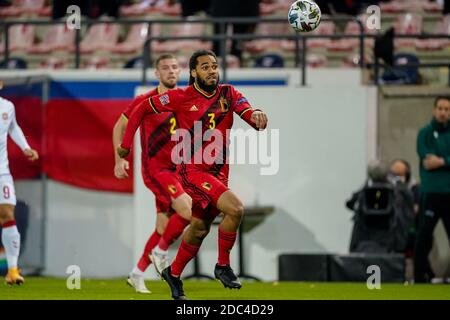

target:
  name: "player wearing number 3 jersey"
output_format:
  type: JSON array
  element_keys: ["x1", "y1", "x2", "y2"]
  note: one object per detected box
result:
[{"x1": 119, "y1": 50, "x2": 268, "y2": 300}]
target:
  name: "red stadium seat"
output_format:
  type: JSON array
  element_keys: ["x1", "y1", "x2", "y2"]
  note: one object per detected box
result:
[
  {"x1": 415, "y1": 14, "x2": 450, "y2": 51},
  {"x1": 0, "y1": 0, "x2": 47, "y2": 17},
  {"x1": 217, "y1": 54, "x2": 241, "y2": 69},
  {"x1": 327, "y1": 15, "x2": 376, "y2": 52},
  {"x1": 304, "y1": 20, "x2": 335, "y2": 49},
  {"x1": 380, "y1": 0, "x2": 442, "y2": 13},
  {"x1": 29, "y1": 24, "x2": 75, "y2": 54},
  {"x1": 112, "y1": 23, "x2": 150, "y2": 54},
  {"x1": 83, "y1": 56, "x2": 111, "y2": 69},
  {"x1": 39, "y1": 56, "x2": 68, "y2": 69},
  {"x1": 77, "y1": 23, "x2": 120, "y2": 54},
  {"x1": 153, "y1": 20, "x2": 211, "y2": 53},
  {"x1": 259, "y1": 0, "x2": 282, "y2": 16},
  {"x1": 342, "y1": 53, "x2": 373, "y2": 68},
  {"x1": 280, "y1": 20, "x2": 336, "y2": 52},
  {"x1": 0, "y1": 24, "x2": 35, "y2": 53},
  {"x1": 394, "y1": 13, "x2": 423, "y2": 48},
  {"x1": 244, "y1": 22, "x2": 291, "y2": 54},
  {"x1": 307, "y1": 53, "x2": 327, "y2": 68}
]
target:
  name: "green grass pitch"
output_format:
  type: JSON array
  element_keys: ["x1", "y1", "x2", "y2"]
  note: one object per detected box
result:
[{"x1": 1, "y1": 278, "x2": 450, "y2": 300}]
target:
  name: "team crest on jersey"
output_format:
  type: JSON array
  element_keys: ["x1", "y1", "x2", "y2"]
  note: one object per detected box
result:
[
  {"x1": 219, "y1": 96, "x2": 229, "y2": 112},
  {"x1": 159, "y1": 94, "x2": 170, "y2": 105},
  {"x1": 2, "y1": 112, "x2": 8, "y2": 120},
  {"x1": 201, "y1": 182, "x2": 212, "y2": 191},
  {"x1": 168, "y1": 184, "x2": 177, "y2": 194}
]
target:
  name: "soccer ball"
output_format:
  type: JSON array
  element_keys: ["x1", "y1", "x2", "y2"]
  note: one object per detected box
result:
[{"x1": 288, "y1": 0, "x2": 322, "y2": 33}]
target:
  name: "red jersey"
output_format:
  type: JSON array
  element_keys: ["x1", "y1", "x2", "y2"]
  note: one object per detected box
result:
[
  {"x1": 122, "y1": 82, "x2": 259, "y2": 176},
  {"x1": 122, "y1": 87, "x2": 176, "y2": 174}
]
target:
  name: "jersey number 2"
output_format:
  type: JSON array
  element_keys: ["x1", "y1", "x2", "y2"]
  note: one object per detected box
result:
[{"x1": 169, "y1": 117, "x2": 177, "y2": 134}]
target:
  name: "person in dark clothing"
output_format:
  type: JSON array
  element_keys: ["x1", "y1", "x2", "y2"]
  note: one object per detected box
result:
[
  {"x1": 175, "y1": 0, "x2": 261, "y2": 61},
  {"x1": 444, "y1": 0, "x2": 450, "y2": 14},
  {"x1": 177, "y1": 0, "x2": 211, "y2": 17},
  {"x1": 210, "y1": 0, "x2": 260, "y2": 60},
  {"x1": 389, "y1": 159, "x2": 420, "y2": 212},
  {"x1": 414, "y1": 95, "x2": 450, "y2": 283},
  {"x1": 52, "y1": 0, "x2": 123, "y2": 20}
]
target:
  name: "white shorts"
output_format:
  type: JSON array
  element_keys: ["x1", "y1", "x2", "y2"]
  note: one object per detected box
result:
[{"x1": 0, "y1": 174, "x2": 16, "y2": 206}]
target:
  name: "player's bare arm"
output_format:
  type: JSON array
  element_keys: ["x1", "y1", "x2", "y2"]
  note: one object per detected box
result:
[
  {"x1": 112, "y1": 115, "x2": 130, "y2": 178},
  {"x1": 250, "y1": 110, "x2": 268, "y2": 130}
]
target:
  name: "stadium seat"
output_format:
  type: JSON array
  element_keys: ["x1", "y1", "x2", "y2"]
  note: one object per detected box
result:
[
  {"x1": 153, "y1": 20, "x2": 211, "y2": 53},
  {"x1": 342, "y1": 53, "x2": 373, "y2": 68},
  {"x1": 0, "y1": 0, "x2": 47, "y2": 17},
  {"x1": 306, "y1": 53, "x2": 327, "y2": 68},
  {"x1": 29, "y1": 24, "x2": 76, "y2": 54},
  {"x1": 282, "y1": 20, "x2": 336, "y2": 51},
  {"x1": 83, "y1": 56, "x2": 111, "y2": 69},
  {"x1": 77, "y1": 22, "x2": 120, "y2": 54},
  {"x1": 381, "y1": 0, "x2": 443, "y2": 13},
  {"x1": 394, "y1": 13, "x2": 423, "y2": 48},
  {"x1": 112, "y1": 23, "x2": 150, "y2": 54},
  {"x1": 244, "y1": 22, "x2": 290, "y2": 54},
  {"x1": 158, "y1": 1, "x2": 181, "y2": 16},
  {"x1": 327, "y1": 15, "x2": 376, "y2": 52},
  {"x1": 39, "y1": 56, "x2": 68, "y2": 69},
  {"x1": 0, "y1": 24, "x2": 35, "y2": 54},
  {"x1": 304, "y1": 20, "x2": 335, "y2": 49},
  {"x1": 217, "y1": 54, "x2": 241, "y2": 69},
  {"x1": 259, "y1": 0, "x2": 281, "y2": 16},
  {"x1": 415, "y1": 14, "x2": 450, "y2": 51}
]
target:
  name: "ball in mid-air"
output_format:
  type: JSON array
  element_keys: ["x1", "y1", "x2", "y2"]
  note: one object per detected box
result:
[{"x1": 288, "y1": 0, "x2": 322, "y2": 32}]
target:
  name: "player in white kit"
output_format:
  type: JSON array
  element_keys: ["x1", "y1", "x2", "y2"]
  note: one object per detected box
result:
[{"x1": 0, "y1": 80, "x2": 39, "y2": 286}]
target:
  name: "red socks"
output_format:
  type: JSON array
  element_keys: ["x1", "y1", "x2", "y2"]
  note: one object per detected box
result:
[
  {"x1": 137, "y1": 231, "x2": 161, "y2": 272},
  {"x1": 171, "y1": 240, "x2": 200, "y2": 277},
  {"x1": 218, "y1": 228, "x2": 237, "y2": 266},
  {"x1": 159, "y1": 214, "x2": 190, "y2": 251}
]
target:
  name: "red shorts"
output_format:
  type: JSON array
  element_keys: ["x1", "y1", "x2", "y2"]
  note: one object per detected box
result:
[
  {"x1": 143, "y1": 169, "x2": 185, "y2": 213},
  {"x1": 177, "y1": 164, "x2": 229, "y2": 220}
]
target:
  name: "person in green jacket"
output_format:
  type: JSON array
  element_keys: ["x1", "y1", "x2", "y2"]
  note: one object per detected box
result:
[{"x1": 415, "y1": 95, "x2": 450, "y2": 283}]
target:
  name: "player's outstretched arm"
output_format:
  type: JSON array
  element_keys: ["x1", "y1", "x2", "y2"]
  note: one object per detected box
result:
[
  {"x1": 112, "y1": 115, "x2": 130, "y2": 178},
  {"x1": 118, "y1": 100, "x2": 152, "y2": 158},
  {"x1": 250, "y1": 110, "x2": 268, "y2": 130}
]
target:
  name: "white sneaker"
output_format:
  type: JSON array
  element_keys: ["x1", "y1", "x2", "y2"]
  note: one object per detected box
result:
[
  {"x1": 151, "y1": 247, "x2": 170, "y2": 277},
  {"x1": 127, "y1": 273, "x2": 151, "y2": 294}
]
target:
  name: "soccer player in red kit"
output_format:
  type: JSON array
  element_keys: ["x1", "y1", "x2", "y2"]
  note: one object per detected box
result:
[
  {"x1": 118, "y1": 50, "x2": 268, "y2": 300},
  {"x1": 112, "y1": 54, "x2": 191, "y2": 294}
]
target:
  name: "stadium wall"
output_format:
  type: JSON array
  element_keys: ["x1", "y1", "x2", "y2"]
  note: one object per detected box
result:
[{"x1": 7, "y1": 69, "x2": 376, "y2": 280}]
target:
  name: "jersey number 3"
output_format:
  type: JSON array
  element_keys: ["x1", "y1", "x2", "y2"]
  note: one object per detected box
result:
[{"x1": 208, "y1": 113, "x2": 216, "y2": 129}]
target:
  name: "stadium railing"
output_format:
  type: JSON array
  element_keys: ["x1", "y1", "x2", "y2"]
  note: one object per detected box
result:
[{"x1": 1, "y1": 17, "x2": 450, "y2": 86}]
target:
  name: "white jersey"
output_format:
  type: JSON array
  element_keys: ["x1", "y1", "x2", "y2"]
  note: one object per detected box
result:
[{"x1": 0, "y1": 97, "x2": 30, "y2": 175}]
